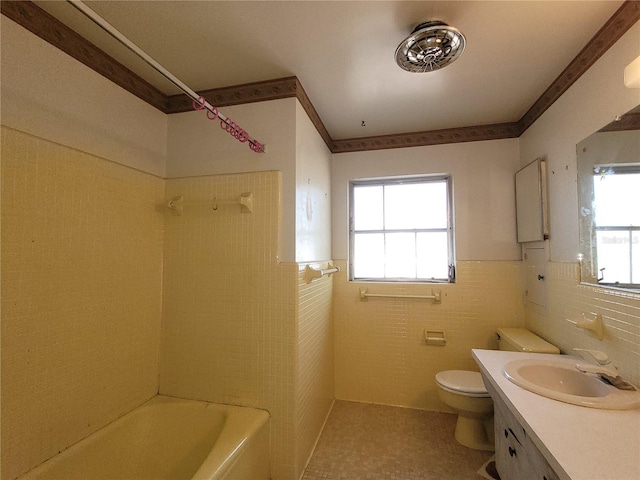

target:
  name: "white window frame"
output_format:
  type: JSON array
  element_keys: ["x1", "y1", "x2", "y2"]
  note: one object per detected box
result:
[{"x1": 348, "y1": 175, "x2": 456, "y2": 283}]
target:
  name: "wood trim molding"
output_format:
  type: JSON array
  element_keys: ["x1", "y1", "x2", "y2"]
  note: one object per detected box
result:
[
  {"x1": 1, "y1": 1, "x2": 169, "y2": 112},
  {"x1": 165, "y1": 76, "x2": 299, "y2": 113},
  {"x1": 330, "y1": 123, "x2": 520, "y2": 154},
  {"x1": 165, "y1": 76, "x2": 334, "y2": 150},
  {"x1": 293, "y1": 79, "x2": 334, "y2": 149},
  {"x1": 3, "y1": 0, "x2": 638, "y2": 154},
  {"x1": 516, "y1": 0, "x2": 640, "y2": 135},
  {"x1": 334, "y1": 0, "x2": 640, "y2": 151},
  {"x1": 599, "y1": 112, "x2": 640, "y2": 132}
]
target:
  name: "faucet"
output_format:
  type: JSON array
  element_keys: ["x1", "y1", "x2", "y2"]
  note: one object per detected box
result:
[{"x1": 573, "y1": 348, "x2": 636, "y2": 391}]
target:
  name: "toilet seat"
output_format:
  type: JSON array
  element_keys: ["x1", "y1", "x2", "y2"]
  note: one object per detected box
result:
[{"x1": 436, "y1": 370, "x2": 490, "y2": 398}]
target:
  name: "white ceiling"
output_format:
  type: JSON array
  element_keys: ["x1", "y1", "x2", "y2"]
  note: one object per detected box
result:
[{"x1": 36, "y1": 1, "x2": 624, "y2": 140}]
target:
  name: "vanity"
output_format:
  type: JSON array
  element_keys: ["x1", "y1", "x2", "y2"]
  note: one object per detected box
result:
[{"x1": 473, "y1": 349, "x2": 640, "y2": 480}]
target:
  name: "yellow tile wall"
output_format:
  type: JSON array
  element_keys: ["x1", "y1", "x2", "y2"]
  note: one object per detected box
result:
[
  {"x1": 526, "y1": 262, "x2": 640, "y2": 386},
  {"x1": 1, "y1": 127, "x2": 164, "y2": 480},
  {"x1": 333, "y1": 260, "x2": 525, "y2": 411},
  {"x1": 296, "y1": 264, "x2": 334, "y2": 475},
  {"x1": 2, "y1": 136, "x2": 334, "y2": 480},
  {"x1": 160, "y1": 171, "x2": 301, "y2": 480}
]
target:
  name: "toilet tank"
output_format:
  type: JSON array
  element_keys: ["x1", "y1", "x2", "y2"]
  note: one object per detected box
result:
[{"x1": 496, "y1": 328, "x2": 560, "y2": 354}]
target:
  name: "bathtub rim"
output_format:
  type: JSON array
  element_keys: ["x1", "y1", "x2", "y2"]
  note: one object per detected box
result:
[
  {"x1": 15, "y1": 394, "x2": 271, "y2": 480},
  {"x1": 179, "y1": 396, "x2": 270, "y2": 480}
]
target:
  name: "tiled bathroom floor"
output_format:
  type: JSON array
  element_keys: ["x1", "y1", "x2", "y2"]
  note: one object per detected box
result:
[{"x1": 302, "y1": 400, "x2": 494, "y2": 480}]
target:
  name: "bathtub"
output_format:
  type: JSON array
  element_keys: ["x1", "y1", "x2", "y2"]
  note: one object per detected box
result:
[{"x1": 18, "y1": 395, "x2": 270, "y2": 480}]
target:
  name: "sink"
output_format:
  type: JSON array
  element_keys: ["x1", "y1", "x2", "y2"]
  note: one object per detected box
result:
[{"x1": 503, "y1": 357, "x2": 640, "y2": 410}]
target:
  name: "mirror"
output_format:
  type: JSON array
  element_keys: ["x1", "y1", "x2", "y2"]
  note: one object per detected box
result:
[{"x1": 577, "y1": 105, "x2": 640, "y2": 292}]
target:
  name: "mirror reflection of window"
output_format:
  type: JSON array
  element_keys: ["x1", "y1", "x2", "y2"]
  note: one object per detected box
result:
[
  {"x1": 576, "y1": 105, "x2": 639, "y2": 292},
  {"x1": 592, "y1": 164, "x2": 640, "y2": 286}
]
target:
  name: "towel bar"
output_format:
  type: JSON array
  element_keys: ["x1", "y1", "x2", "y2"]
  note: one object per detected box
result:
[{"x1": 359, "y1": 288, "x2": 441, "y2": 303}]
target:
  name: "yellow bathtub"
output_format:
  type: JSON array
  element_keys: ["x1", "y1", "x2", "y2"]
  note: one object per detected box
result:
[{"x1": 17, "y1": 395, "x2": 270, "y2": 480}]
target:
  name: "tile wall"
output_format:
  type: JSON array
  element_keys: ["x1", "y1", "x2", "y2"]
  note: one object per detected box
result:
[
  {"x1": 2, "y1": 135, "x2": 335, "y2": 480},
  {"x1": 296, "y1": 266, "x2": 334, "y2": 474},
  {"x1": 160, "y1": 171, "x2": 308, "y2": 480},
  {"x1": 527, "y1": 262, "x2": 640, "y2": 386},
  {"x1": 333, "y1": 260, "x2": 526, "y2": 411},
  {"x1": 1, "y1": 127, "x2": 165, "y2": 480}
]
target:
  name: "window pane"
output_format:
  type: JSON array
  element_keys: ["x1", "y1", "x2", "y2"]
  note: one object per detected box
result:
[
  {"x1": 353, "y1": 233, "x2": 384, "y2": 278},
  {"x1": 385, "y1": 233, "x2": 416, "y2": 278},
  {"x1": 354, "y1": 185, "x2": 383, "y2": 230},
  {"x1": 385, "y1": 182, "x2": 447, "y2": 230},
  {"x1": 593, "y1": 173, "x2": 640, "y2": 226},
  {"x1": 350, "y1": 176, "x2": 454, "y2": 283},
  {"x1": 596, "y1": 230, "x2": 631, "y2": 284},
  {"x1": 416, "y1": 232, "x2": 449, "y2": 279}
]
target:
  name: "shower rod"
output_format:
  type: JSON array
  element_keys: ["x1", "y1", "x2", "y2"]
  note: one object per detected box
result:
[{"x1": 66, "y1": 0, "x2": 265, "y2": 153}]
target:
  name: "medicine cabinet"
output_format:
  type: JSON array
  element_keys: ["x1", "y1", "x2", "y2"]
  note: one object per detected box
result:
[{"x1": 515, "y1": 158, "x2": 549, "y2": 243}]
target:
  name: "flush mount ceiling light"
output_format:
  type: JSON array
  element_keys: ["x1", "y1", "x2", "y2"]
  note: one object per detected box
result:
[{"x1": 395, "y1": 21, "x2": 466, "y2": 73}]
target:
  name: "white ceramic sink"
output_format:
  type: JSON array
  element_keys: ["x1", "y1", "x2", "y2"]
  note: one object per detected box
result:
[{"x1": 503, "y1": 356, "x2": 640, "y2": 410}]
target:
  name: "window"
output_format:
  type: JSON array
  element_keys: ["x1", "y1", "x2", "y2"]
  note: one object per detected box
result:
[
  {"x1": 592, "y1": 164, "x2": 640, "y2": 287},
  {"x1": 349, "y1": 176, "x2": 455, "y2": 282}
]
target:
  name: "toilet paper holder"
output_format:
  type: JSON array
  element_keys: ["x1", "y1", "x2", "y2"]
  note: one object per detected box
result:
[{"x1": 425, "y1": 330, "x2": 446, "y2": 346}]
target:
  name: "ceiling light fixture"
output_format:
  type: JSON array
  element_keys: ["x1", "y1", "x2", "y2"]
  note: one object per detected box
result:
[{"x1": 395, "y1": 21, "x2": 466, "y2": 73}]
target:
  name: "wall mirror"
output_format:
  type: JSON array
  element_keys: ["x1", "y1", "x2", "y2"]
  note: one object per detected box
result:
[{"x1": 577, "y1": 105, "x2": 640, "y2": 292}]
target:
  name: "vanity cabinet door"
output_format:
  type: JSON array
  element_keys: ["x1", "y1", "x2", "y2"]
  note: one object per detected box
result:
[
  {"x1": 494, "y1": 399, "x2": 560, "y2": 480},
  {"x1": 495, "y1": 400, "x2": 536, "y2": 480}
]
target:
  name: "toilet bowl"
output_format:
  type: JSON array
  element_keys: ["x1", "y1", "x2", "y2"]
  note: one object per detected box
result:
[
  {"x1": 435, "y1": 370, "x2": 494, "y2": 451},
  {"x1": 435, "y1": 328, "x2": 559, "y2": 451}
]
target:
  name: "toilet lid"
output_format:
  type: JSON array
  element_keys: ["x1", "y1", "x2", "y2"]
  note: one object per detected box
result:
[{"x1": 436, "y1": 370, "x2": 489, "y2": 396}]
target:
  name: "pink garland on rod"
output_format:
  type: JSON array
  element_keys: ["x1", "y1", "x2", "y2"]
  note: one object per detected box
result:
[
  {"x1": 65, "y1": 2, "x2": 265, "y2": 154},
  {"x1": 192, "y1": 96, "x2": 264, "y2": 153}
]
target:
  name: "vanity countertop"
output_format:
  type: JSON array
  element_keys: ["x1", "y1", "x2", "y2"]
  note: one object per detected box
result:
[{"x1": 473, "y1": 349, "x2": 640, "y2": 480}]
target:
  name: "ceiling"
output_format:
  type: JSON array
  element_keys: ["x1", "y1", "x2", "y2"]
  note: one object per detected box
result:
[{"x1": 20, "y1": 1, "x2": 630, "y2": 142}]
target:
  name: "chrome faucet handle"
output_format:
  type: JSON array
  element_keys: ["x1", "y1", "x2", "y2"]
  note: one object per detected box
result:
[
  {"x1": 575, "y1": 362, "x2": 618, "y2": 378},
  {"x1": 573, "y1": 348, "x2": 610, "y2": 365}
]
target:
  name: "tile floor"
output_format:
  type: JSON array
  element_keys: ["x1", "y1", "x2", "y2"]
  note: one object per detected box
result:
[{"x1": 302, "y1": 400, "x2": 495, "y2": 480}]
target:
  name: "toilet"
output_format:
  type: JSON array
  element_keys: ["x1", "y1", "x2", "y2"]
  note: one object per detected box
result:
[{"x1": 435, "y1": 328, "x2": 559, "y2": 451}]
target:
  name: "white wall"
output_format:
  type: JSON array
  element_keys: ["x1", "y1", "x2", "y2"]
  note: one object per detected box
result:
[
  {"x1": 166, "y1": 98, "x2": 299, "y2": 262},
  {"x1": 295, "y1": 101, "x2": 332, "y2": 262},
  {"x1": 520, "y1": 22, "x2": 640, "y2": 263},
  {"x1": 0, "y1": 16, "x2": 167, "y2": 177},
  {"x1": 332, "y1": 138, "x2": 522, "y2": 262}
]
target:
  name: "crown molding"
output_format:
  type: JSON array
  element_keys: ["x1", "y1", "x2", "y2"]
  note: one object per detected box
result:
[
  {"x1": 164, "y1": 76, "x2": 333, "y2": 149},
  {"x1": 334, "y1": 0, "x2": 640, "y2": 152},
  {"x1": 293, "y1": 79, "x2": 334, "y2": 149},
  {"x1": 516, "y1": 0, "x2": 640, "y2": 135},
  {"x1": 599, "y1": 112, "x2": 640, "y2": 132},
  {"x1": 1, "y1": 0, "x2": 169, "y2": 111},
  {"x1": 331, "y1": 123, "x2": 520, "y2": 154},
  {"x1": 165, "y1": 77, "x2": 298, "y2": 112},
  {"x1": 2, "y1": 0, "x2": 638, "y2": 154}
]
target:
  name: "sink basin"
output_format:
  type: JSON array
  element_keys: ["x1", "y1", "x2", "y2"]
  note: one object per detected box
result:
[{"x1": 503, "y1": 357, "x2": 640, "y2": 410}]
